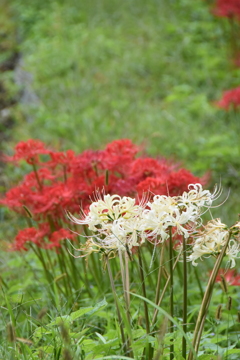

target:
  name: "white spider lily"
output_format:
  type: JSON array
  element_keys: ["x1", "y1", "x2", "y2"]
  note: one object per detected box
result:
[
  {"x1": 141, "y1": 195, "x2": 199, "y2": 240},
  {"x1": 91, "y1": 217, "x2": 145, "y2": 252},
  {"x1": 68, "y1": 194, "x2": 144, "y2": 232},
  {"x1": 187, "y1": 223, "x2": 240, "y2": 267},
  {"x1": 203, "y1": 218, "x2": 228, "y2": 234},
  {"x1": 164, "y1": 207, "x2": 198, "y2": 238},
  {"x1": 226, "y1": 240, "x2": 240, "y2": 268},
  {"x1": 141, "y1": 208, "x2": 170, "y2": 241},
  {"x1": 178, "y1": 183, "x2": 222, "y2": 209}
]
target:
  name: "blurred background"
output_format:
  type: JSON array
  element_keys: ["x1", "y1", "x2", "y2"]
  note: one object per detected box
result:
[{"x1": 0, "y1": 0, "x2": 240, "y2": 225}]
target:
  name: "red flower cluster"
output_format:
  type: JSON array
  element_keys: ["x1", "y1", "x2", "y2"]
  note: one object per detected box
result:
[
  {"x1": 215, "y1": 86, "x2": 240, "y2": 110},
  {"x1": 1, "y1": 139, "x2": 205, "y2": 251},
  {"x1": 4, "y1": 139, "x2": 50, "y2": 165},
  {"x1": 212, "y1": 0, "x2": 240, "y2": 20},
  {"x1": 215, "y1": 269, "x2": 240, "y2": 286}
]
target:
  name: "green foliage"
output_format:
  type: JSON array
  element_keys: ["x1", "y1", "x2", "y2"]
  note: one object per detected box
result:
[
  {"x1": 0, "y1": 0, "x2": 238, "y2": 224},
  {"x1": 1, "y1": 0, "x2": 240, "y2": 358},
  {"x1": 1, "y1": 245, "x2": 239, "y2": 359}
]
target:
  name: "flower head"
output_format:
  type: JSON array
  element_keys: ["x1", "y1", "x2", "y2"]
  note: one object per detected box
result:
[
  {"x1": 4, "y1": 139, "x2": 49, "y2": 165},
  {"x1": 216, "y1": 269, "x2": 240, "y2": 286},
  {"x1": 188, "y1": 220, "x2": 240, "y2": 268},
  {"x1": 212, "y1": 0, "x2": 240, "y2": 20},
  {"x1": 215, "y1": 87, "x2": 240, "y2": 111},
  {"x1": 68, "y1": 194, "x2": 144, "y2": 231}
]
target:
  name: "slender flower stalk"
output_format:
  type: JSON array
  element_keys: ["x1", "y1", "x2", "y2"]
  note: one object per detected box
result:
[
  {"x1": 32, "y1": 162, "x2": 43, "y2": 191},
  {"x1": 188, "y1": 230, "x2": 233, "y2": 360},
  {"x1": 151, "y1": 251, "x2": 182, "y2": 327},
  {"x1": 124, "y1": 251, "x2": 131, "y2": 311},
  {"x1": 118, "y1": 250, "x2": 133, "y2": 357},
  {"x1": 154, "y1": 244, "x2": 165, "y2": 307},
  {"x1": 182, "y1": 235, "x2": 187, "y2": 359},
  {"x1": 138, "y1": 247, "x2": 153, "y2": 360},
  {"x1": 193, "y1": 267, "x2": 204, "y2": 299},
  {"x1": 168, "y1": 228, "x2": 174, "y2": 360},
  {"x1": 106, "y1": 256, "x2": 127, "y2": 355}
]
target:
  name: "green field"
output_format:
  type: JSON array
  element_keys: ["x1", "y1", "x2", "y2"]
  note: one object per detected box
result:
[
  {"x1": 0, "y1": 0, "x2": 240, "y2": 359},
  {"x1": 1, "y1": 0, "x2": 240, "y2": 221}
]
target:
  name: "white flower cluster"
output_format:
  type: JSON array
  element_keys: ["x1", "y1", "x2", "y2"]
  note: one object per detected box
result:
[
  {"x1": 69, "y1": 184, "x2": 240, "y2": 266},
  {"x1": 188, "y1": 219, "x2": 240, "y2": 268},
  {"x1": 68, "y1": 194, "x2": 146, "y2": 251}
]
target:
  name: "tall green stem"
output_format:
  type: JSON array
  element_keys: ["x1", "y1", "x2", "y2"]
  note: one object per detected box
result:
[
  {"x1": 193, "y1": 266, "x2": 204, "y2": 299},
  {"x1": 151, "y1": 250, "x2": 181, "y2": 327},
  {"x1": 32, "y1": 162, "x2": 43, "y2": 191},
  {"x1": 182, "y1": 236, "x2": 187, "y2": 359},
  {"x1": 106, "y1": 256, "x2": 127, "y2": 355},
  {"x1": 169, "y1": 228, "x2": 174, "y2": 360},
  {"x1": 82, "y1": 257, "x2": 93, "y2": 298},
  {"x1": 125, "y1": 251, "x2": 130, "y2": 307},
  {"x1": 119, "y1": 250, "x2": 131, "y2": 320},
  {"x1": 138, "y1": 247, "x2": 153, "y2": 360},
  {"x1": 119, "y1": 250, "x2": 133, "y2": 357},
  {"x1": 188, "y1": 231, "x2": 232, "y2": 360},
  {"x1": 154, "y1": 245, "x2": 164, "y2": 307},
  {"x1": 90, "y1": 253, "x2": 102, "y2": 292}
]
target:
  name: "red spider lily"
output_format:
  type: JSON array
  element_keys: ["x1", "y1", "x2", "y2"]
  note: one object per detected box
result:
[
  {"x1": 167, "y1": 169, "x2": 202, "y2": 196},
  {"x1": 4, "y1": 139, "x2": 50, "y2": 165},
  {"x1": 130, "y1": 158, "x2": 171, "y2": 181},
  {"x1": 47, "y1": 150, "x2": 76, "y2": 169},
  {"x1": 31, "y1": 183, "x2": 80, "y2": 218},
  {"x1": 0, "y1": 183, "x2": 35, "y2": 213},
  {"x1": 136, "y1": 177, "x2": 169, "y2": 198},
  {"x1": 24, "y1": 168, "x2": 57, "y2": 187},
  {"x1": 1, "y1": 138, "x2": 207, "y2": 251},
  {"x1": 215, "y1": 86, "x2": 240, "y2": 110},
  {"x1": 212, "y1": 0, "x2": 240, "y2": 20},
  {"x1": 11, "y1": 223, "x2": 50, "y2": 251},
  {"x1": 215, "y1": 269, "x2": 240, "y2": 286},
  {"x1": 105, "y1": 138, "x2": 139, "y2": 158},
  {"x1": 103, "y1": 139, "x2": 139, "y2": 176},
  {"x1": 46, "y1": 228, "x2": 75, "y2": 249}
]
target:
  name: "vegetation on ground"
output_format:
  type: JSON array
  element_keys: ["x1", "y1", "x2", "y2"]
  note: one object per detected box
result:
[{"x1": 0, "y1": 0, "x2": 240, "y2": 359}]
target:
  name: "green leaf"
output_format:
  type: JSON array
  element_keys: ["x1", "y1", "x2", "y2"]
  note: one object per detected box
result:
[
  {"x1": 174, "y1": 355, "x2": 185, "y2": 360},
  {"x1": 197, "y1": 356, "x2": 219, "y2": 360},
  {"x1": 93, "y1": 356, "x2": 135, "y2": 360},
  {"x1": 224, "y1": 349, "x2": 240, "y2": 357},
  {"x1": 49, "y1": 298, "x2": 108, "y2": 325},
  {"x1": 129, "y1": 292, "x2": 198, "y2": 360}
]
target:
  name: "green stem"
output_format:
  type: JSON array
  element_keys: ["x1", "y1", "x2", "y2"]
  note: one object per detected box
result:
[
  {"x1": 182, "y1": 236, "x2": 187, "y2": 359},
  {"x1": 82, "y1": 257, "x2": 93, "y2": 298},
  {"x1": 125, "y1": 251, "x2": 130, "y2": 307},
  {"x1": 32, "y1": 163, "x2": 43, "y2": 191},
  {"x1": 63, "y1": 165, "x2": 67, "y2": 183},
  {"x1": 65, "y1": 243, "x2": 80, "y2": 291},
  {"x1": 56, "y1": 251, "x2": 70, "y2": 298},
  {"x1": 142, "y1": 245, "x2": 154, "y2": 289},
  {"x1": 90, "y1": 253, "x2": 102, "y2": 292},
  {"x1": 138, "y1": 247, "x2": 153, "y2": 360},
  {"x1": 45, "y1": 247, "x2": 57, "y2": 278},
  {"x1": 188, "y1": 230, "x2": 232, "y2": 360},
  {"x1": 106, "y1": 256, "x2": 127, "y2": 355},
  {"x1": 154, "y1": 245, "x2": 164, "y2": 307},
  {"x1": 29, "y1": 245, "x2": 56, "y2": 301},
  {"x1": 151, "y1": 250, "x2": 182, "y2": 327},
  {"x1": 119, "y1": 250, "x2": 131, "y2": 322},
  {"x1": 193, "y1": 266, "x2": 204, "y2": 300},
  {"x1": 119, "y1": 250, "x2": 133, "y2": 358},
  {"x1": 169, "y1": 228, "x2": 174, "y2": 360},
  {"x1": 59, "y1": 247, "x2": 74, "y2": 298}
]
